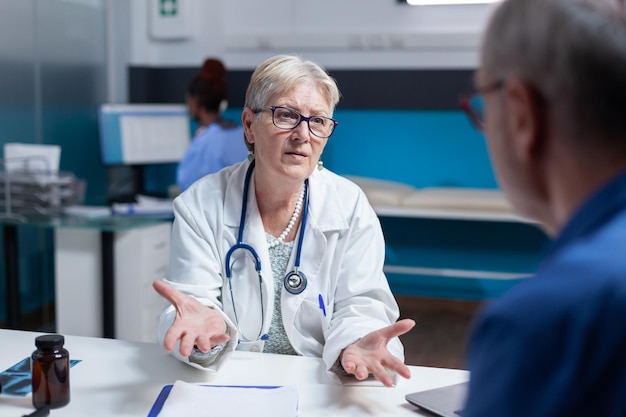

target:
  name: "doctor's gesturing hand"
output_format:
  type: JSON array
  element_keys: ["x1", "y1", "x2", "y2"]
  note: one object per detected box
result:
[
  {"x1": 153, "y1": 280, "x2": 229, "y2": 357},
  {"x1": 340, "y1": 318, "x2": 416, "y2": 387}
]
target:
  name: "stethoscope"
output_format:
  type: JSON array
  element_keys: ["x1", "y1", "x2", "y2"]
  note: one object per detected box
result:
[{"x1": 224, "y1": 160, "x2": 309, "y2": 342}]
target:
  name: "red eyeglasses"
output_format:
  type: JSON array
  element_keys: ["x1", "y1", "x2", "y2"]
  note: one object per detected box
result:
[{"x1": 459, "y1": 80, "x2": 503, "y2": 131}]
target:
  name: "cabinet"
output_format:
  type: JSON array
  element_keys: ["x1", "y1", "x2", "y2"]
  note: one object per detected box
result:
[
  {"x1": 113, "y1": 222, "x2": 171, "y2": 343},
  {"x1": 345, "y1": 176, "x2": 549, "y2": 300},
  {"x1": 379, "y1": 214, "x2": 547, "y2": 300},
  {"x1": 55, "y1": 221, "x2": 171, "y2": 343}
]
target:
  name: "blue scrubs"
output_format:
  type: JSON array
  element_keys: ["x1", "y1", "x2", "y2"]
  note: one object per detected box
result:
[
  {"x1": 177, "y1": 121, "x2": 247, "y2": 191},
  {"x1": 464, "y1": 170, "x2": 626, "y2": 417}
]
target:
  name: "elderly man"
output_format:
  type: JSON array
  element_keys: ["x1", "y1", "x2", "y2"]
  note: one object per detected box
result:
[{"x1": 460, "y1": 0, "x2": 626, "y2": 416}]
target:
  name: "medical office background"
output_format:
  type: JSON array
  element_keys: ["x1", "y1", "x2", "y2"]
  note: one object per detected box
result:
[{"x1": 0, "y1": 0, "x2": 547, "y2": 330}]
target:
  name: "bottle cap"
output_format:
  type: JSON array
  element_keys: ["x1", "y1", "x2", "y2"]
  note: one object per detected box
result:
[{"x1": 35, "y1": 334, "x2": 65, "y2": 349}]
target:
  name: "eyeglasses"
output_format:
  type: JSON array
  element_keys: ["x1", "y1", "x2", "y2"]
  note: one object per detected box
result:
[
  {"x1": 459, "y1": 80, "x2": 504, "y2": 131},
  {"x1": 254, "y1": 106, "x2": 338, "y2": 139}
]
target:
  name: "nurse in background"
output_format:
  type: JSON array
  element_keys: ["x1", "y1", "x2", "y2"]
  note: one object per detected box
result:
[{"x1": 176, "y1": 58, "x2": 248, "y2": 192}]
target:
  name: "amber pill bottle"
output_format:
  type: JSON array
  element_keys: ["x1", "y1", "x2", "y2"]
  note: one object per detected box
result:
[{"x1": 31, "y1": 334, "x2": 70, "y2": 409}]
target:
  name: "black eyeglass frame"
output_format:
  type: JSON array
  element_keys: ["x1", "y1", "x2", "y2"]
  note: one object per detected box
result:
[{"x1": 253, "y1": 106, "x2": 338, "y2": 139}]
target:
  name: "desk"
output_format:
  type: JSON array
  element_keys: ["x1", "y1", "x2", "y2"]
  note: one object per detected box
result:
[
  {"x1": 0, "y1": 329, "x2": 469, "y2": 417},
  {"x1": 1, "y1": 215, "x2": 171, "y2": 338}
]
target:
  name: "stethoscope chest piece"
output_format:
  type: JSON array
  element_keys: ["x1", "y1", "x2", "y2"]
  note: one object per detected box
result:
[{"x1": 284, "y1": 270, "x2": 307, "y2": 294}]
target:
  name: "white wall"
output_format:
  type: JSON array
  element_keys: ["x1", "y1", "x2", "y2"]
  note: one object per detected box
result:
[
  {"x1": 128, "y1": 0, "x2": 497, "y2": 69},
  {"x1": 106, "y1": 0, "x2": 131, "y2": 103}
]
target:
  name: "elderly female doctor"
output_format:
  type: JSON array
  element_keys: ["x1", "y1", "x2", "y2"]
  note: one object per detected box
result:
[{"x1": 153, "y1": 54, "x2": 415, "y2": 387}]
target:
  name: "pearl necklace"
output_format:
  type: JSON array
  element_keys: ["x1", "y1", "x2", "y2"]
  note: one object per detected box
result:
[{"x1": 268, "y1": 186, "x2": 305, "y2": 249}]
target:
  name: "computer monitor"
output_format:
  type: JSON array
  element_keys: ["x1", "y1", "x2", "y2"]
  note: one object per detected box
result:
[{"x1": 98, "y1": 104, "x2": 191, "y2": 165}]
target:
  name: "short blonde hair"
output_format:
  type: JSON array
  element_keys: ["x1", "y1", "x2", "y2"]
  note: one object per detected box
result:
[{"x1": 243, "y1": 55, "x2": 341, "y2": 151}]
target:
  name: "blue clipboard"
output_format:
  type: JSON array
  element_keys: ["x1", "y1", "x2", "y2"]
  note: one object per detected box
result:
[
  {"x1": 147, "y1": 384, "x2": 173, "y2": 417},
  {"x1": 147, "y1": 384, "x2": 283, "y2": 417}
]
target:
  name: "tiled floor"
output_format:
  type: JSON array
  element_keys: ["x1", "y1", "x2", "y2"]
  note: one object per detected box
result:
[{"x1": 396, "y1": 295, "x2": 484, "y2": 370}]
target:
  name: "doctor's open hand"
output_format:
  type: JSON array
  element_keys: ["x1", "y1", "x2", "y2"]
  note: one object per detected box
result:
[
  {"x1": 340, "y1": 318, "x2": 416, "y2": 387},
  {"x1": 153, "y1": 280, "x2": 230, "y2": 358}
]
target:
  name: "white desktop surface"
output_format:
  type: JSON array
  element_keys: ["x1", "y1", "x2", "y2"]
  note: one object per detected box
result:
[{"x1": 0, "y1": 329, "x2": 469, "y2": 417}]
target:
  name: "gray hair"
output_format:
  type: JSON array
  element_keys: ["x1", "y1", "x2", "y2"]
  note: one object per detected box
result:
[
  {"x1": 483, "y1": 0, "x2": 626, "y2": 147},
  {"x1": 243, "y1": 55, "x2": 341, "y2": 151}
]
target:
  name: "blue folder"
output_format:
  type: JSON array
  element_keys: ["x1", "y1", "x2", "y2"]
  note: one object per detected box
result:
[{"x1": 147, "y1": 384, "x2": 284, "y2": 417}]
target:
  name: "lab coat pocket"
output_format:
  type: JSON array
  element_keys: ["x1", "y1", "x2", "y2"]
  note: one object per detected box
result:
[{"x1": 294, "y1": 297, "x2": 331, "y2": 347}]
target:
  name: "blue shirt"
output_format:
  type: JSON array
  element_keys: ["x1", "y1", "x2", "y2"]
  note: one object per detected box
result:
[
  {"x1": 464, "y1": 170, "x2": 626, "y2": 417},
  {"x1": 176, "y1": 120, "x2": 247, "y2": 191}
]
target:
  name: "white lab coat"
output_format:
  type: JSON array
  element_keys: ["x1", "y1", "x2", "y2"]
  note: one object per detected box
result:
[{"x1": 157, "y1": 160, "x2": 404, "y2": 383}]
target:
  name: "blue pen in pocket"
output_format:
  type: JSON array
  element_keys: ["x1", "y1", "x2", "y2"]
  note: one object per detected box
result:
[{"x1": 318, "y1": 294, "x2": 326, "y2": 317}]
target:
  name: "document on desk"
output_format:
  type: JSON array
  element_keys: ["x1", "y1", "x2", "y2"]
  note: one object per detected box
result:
[
  {"x1": 63, "y1": 205, "x2": 111, "y2": 218},
  {"x1": 111, "y1": 194, "x2": 173, "y2": 216},
  {"x1": 149, "y1": 380, "x2": 298, "y2": 417}
]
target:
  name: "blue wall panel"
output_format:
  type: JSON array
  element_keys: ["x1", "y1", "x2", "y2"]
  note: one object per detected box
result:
[
  {"x1": 386, "y1": 272, "x2": 527, "y2": 301},
  {"x1": 325, "y1": 109, "x2": 497, "y2": 189}
]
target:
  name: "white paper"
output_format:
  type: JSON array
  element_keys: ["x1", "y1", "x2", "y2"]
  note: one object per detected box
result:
[
  {"x1": 63, "y1": 205, "x2": 111, "y2": 218},
  {"x1": 111, "y1": 194, "x2": 173, "y2": 216},
  {"x1": 3, "y1": 143, "x2": 61, "y2": 173},
  {"x1": 157, "y1": 380, "x2": 298, "y2": 417}
]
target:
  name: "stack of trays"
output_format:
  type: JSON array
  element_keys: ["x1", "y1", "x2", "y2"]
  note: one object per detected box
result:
[{"x1": 0, "y1": 169, "x2": 85, "y2": 218}]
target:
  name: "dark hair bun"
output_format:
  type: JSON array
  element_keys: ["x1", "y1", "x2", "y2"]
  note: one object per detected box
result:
[
  {"x1": 188, "y1": 58, "x2": 228, "y2": 111},
  {"x1": 199, "y1": 58, "x2": 226, "y2": 82}
]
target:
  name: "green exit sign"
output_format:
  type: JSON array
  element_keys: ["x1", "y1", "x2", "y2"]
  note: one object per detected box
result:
[{"x1": 159, "y1": 0, "x2": 178, "y2": 16}]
